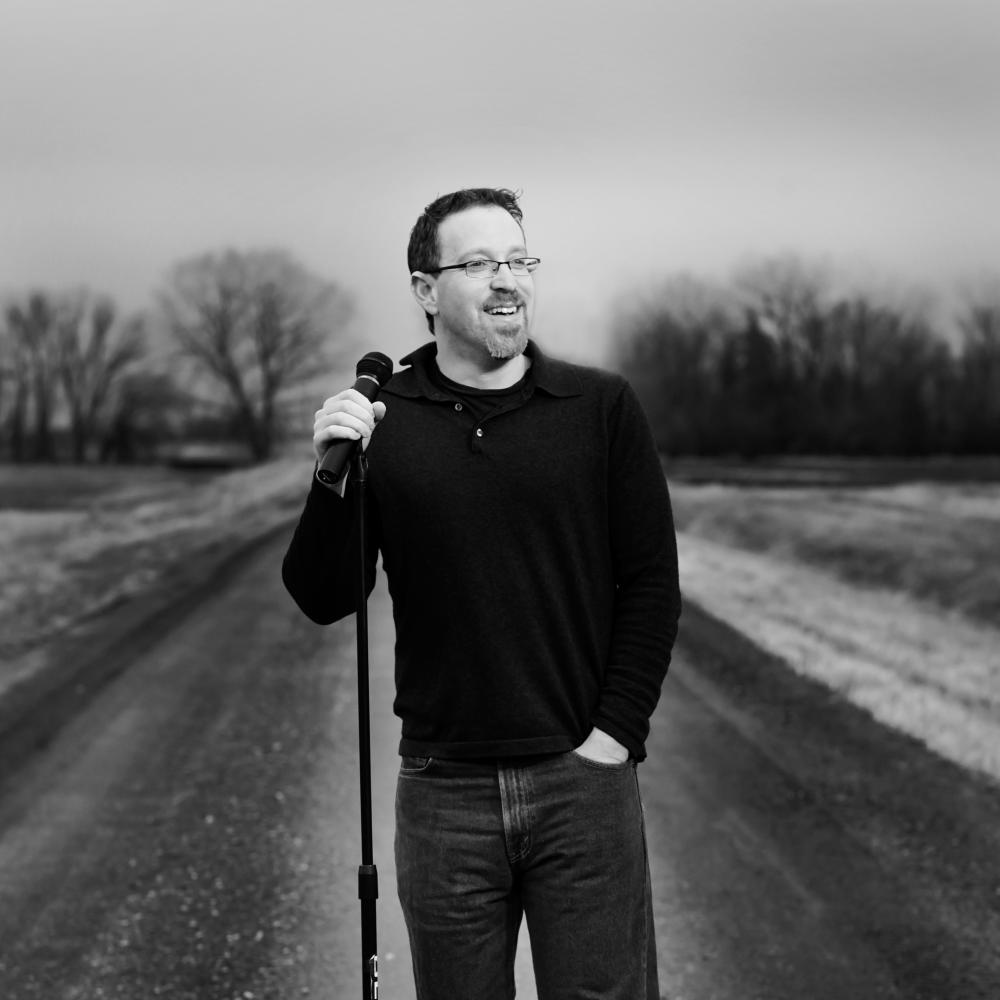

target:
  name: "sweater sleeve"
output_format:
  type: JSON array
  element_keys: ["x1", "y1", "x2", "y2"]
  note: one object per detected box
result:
[
  {"x1": 590, "y1": 382, "x2": 681, "y2": 761},
  {"x1": 281, "y1": 468, "x2": 379, "y2": 625}
]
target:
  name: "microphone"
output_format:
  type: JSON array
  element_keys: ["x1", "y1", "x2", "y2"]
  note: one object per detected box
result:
[{"x1": 316, "y1": 351, "x2": 394, "y2": 485}]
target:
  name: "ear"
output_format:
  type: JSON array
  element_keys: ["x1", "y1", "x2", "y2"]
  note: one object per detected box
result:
[{"x1": 410, "y1": 272, "x2": 439, "y2": 316}]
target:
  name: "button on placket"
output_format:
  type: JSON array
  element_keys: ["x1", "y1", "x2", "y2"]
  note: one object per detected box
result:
[{"x1": 469, "y1": 424, "x2": 486, "y2": 453}]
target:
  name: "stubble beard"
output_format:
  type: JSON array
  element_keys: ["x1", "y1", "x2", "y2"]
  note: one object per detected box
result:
[
  {"x1": 485, "y1": 325, "x2": 529, "y2": 360},
  {"x1": 485, "y1": 317, "x2": 528, "y2": 361}
]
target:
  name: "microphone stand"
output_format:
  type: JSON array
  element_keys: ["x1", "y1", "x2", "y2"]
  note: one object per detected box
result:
[{"x1": 352, "y1": 447, "x2": 380, "y2": 1000}]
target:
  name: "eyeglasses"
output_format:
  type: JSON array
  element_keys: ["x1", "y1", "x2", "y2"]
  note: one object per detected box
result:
[{"x1": 432, "y1": 257, "x2": 541, "y2": 278}]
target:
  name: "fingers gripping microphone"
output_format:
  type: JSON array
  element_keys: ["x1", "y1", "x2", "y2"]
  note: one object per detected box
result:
[{"x1": 317, "y1": 351, "x2": 394, "y2": 485}]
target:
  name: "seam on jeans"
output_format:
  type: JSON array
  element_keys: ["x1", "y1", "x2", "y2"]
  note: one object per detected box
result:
[
  {"x1": 399, "y1": 755, "x2": 434, "y2": 775},
  {"x1": 635, "y1": 765, "x2": 657, "y2": 997},
  {"x1": 498, "y1": 764, "x2": 533, "y2": 864}
]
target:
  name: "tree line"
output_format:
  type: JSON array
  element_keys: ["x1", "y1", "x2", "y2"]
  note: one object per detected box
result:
[
  {"x1": 0, "y1": 248, "x2": 351, "y2": 465},
  {"x1": 7, "y1": 249, "x2": 998, "y2": 464},
  {"x1": 614, "y1": 257, "x2": 1000, "y2": 456}
]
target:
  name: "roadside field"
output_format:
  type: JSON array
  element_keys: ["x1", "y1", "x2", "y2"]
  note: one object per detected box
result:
[
  {"x1": 2, "y1": 455, "x2": 997, "y2": 787},
  {"x1": 0, "y1": 464, "x2": 212, "y2": 512},
  {"x1": 665, "y1": 454, "x2": 1000, "y2": 489},
  {"x1": 0, "y1": 453, "x2": 313, "y2": 664},
  {"x1": 667, "y1": 461, "x2": 1000, "y2": 783},
  {"x1": 668, "y1": 476, "x2": 1000, "y2": 627}
]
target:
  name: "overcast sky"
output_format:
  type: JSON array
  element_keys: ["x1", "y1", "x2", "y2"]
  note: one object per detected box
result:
[{"x1": 3, "y1": 0, "x2": 998, "y2": 365}]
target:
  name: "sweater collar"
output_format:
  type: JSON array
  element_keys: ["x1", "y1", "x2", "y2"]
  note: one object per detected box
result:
[{"x1": 387, "y1": 340, "x2": 581, "y2": 401}]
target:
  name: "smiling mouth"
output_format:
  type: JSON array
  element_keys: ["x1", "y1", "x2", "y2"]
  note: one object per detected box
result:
[{"x1": 485, "y1": 304, "x2": 520, "y2": 316}]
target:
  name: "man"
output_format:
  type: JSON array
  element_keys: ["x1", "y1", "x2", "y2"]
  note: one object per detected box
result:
[{"x1": 282, "y1": 187, "x2": 681, "y2": 999}]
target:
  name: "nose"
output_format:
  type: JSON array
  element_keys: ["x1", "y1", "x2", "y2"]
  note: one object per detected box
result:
[{"x1": 490, "y1": 262, "x2": 518, "y2": 290}]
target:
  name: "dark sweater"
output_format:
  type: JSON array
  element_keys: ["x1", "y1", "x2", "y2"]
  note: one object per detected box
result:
[{"x1": 281, "y1": 341, "x2": 681, "y2": 761}]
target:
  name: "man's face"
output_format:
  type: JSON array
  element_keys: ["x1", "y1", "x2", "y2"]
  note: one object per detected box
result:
[{"x1": 416, "y1": 205, "x2": 535, "y2": 364}]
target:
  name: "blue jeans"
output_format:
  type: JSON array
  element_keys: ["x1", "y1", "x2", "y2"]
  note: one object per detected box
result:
[{"x1": 395, "y1": 752, "x2": 659, "y2": 1000}]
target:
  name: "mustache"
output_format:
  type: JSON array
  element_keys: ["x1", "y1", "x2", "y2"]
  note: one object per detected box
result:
[{"x1": 484, "y1": 295, "x2": 523, "y2": 309}]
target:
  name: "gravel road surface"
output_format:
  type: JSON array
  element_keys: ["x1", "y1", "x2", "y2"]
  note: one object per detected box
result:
[{"x1": 1, "y1": 533, "x2": 997, "y2": 999}]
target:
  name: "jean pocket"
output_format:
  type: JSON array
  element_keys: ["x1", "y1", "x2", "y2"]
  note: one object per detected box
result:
[
  {"x1": 569, "y1": 749, "x2": 633, "y2": 772},
  {"x1": 399, "y1": 755, "x2": 433, "y2": 775}
]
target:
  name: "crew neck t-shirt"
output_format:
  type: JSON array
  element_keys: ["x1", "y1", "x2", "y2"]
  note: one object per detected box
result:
[{"x1": 429, "y1": 362, "x2": 533, "y2": 424}]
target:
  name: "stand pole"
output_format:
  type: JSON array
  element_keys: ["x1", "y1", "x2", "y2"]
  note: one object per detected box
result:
[{"x1": 353, "y1": 449, "x2": 379, "y2": 999}]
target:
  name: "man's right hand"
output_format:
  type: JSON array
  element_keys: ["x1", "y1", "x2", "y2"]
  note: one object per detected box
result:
[{"x1": 313, "y1": 389, "x2": 387, "y2": 463}]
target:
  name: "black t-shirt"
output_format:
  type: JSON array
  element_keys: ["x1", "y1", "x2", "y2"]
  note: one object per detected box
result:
[{"x1": 429, "y1": 362, "x2": 533, "y2": 424}]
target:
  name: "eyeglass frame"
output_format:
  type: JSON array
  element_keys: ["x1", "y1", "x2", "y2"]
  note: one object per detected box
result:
[{"x1": 428, "y1": 257, "x2": 542, "y2": 278}]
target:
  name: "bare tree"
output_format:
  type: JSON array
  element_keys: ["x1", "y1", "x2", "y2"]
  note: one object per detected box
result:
[
  {"x1": 956, "y1": 282, "x2": 1000, "y2": 452},
  {"x1": 616, "y1": 261, "x2": 960, "y2": 457},
  {"x1": 0, "y1": 321, "x2": 10, "y2": 454},
  {"x1": 55, "y1": 293, "x2": 146, "y2": 462},
  {"x1": 100, "y1": 370, "x2": 187, "y2": 464},
  {"x1": 5, "y1": 293, "x2": 61, "y2": 461},
  {"x1": 733, "y1": 255, "x2": 845, "y2": 449},
  {"x1": 733, "y1": 253, "x2": 830, "y2": 343},
  {"x1": 6, "y1": 333, "x2": 30, "y2": 462},
  {"x1": 733, "y1": 253, "x2": 833, "y2": 392},
  {"x1": 613, "y1": 275, "x2": 739, "y2": 454},
  {"x1": 160, "y1": 249, "x2": 352, "y2": 462}
]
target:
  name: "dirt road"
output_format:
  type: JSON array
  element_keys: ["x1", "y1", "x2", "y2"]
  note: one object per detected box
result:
[{"x1": 1, "y1": 533, "x2": 998, "y2": 999}]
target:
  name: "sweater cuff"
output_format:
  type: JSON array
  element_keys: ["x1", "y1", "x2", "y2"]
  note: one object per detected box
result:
[{"x1": 589, "y1": 710, "x2": 648, "y2": 763}]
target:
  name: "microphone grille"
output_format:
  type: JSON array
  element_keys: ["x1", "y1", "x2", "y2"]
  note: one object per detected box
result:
[{"x1": 356, "y1": 351, "x2": 394, "y2": 385}]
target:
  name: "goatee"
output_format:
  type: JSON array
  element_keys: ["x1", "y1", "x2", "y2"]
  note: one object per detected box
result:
[{"x1": 486, "y1": 328, "x2": 528, "y2": 360}]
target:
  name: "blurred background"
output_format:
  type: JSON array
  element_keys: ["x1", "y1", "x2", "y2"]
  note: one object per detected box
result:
[
  {"x1": 2, "y1": 2, "x2": 1000, "y2": 997},
  {"x1": 3, "y1": 0, "x2": 999, "y2": 463}
]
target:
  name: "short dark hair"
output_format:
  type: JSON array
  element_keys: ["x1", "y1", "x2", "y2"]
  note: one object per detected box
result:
[{"x1": 408, "y1": 188, "x2": 525, "y2": 334}]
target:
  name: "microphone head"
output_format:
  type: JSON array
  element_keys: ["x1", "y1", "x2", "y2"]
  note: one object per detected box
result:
[{"x1": 356, "y1": 351, "x2": 394, "y2": 386}]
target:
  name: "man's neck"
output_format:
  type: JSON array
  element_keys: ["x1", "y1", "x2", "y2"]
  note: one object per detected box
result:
[{"x1": 435, "y1": 344, "x2": 531, "y2": 390}]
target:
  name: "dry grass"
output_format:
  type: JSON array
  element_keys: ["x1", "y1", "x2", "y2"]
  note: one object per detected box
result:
[
  {"x1": 671, "y1": 480, "x2": 1000, "y2": 626},
  {"x1": 670, "y1": 479, "x2": 1000, "y2": 782},
  {"x1": 0, "y1": 454, "x2": 312, "y2": 661},
  {"x1": 3, "y1": 457, "x2": 998, "y2": 785}
]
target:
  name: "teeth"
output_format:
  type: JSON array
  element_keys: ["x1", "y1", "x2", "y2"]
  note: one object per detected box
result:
[{"x1": 488, "y1": 306, "x2": 517, "y2": 315}]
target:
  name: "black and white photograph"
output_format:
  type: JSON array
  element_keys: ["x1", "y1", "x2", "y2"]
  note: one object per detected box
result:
[{"x1": 1, "y1": 1, "x2": 998, "y2": 998}]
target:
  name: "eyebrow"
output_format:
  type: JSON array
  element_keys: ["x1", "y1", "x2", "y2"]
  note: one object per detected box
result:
[{"x1": 459, "y1": 246, "x2": 529, "y2": 260}]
